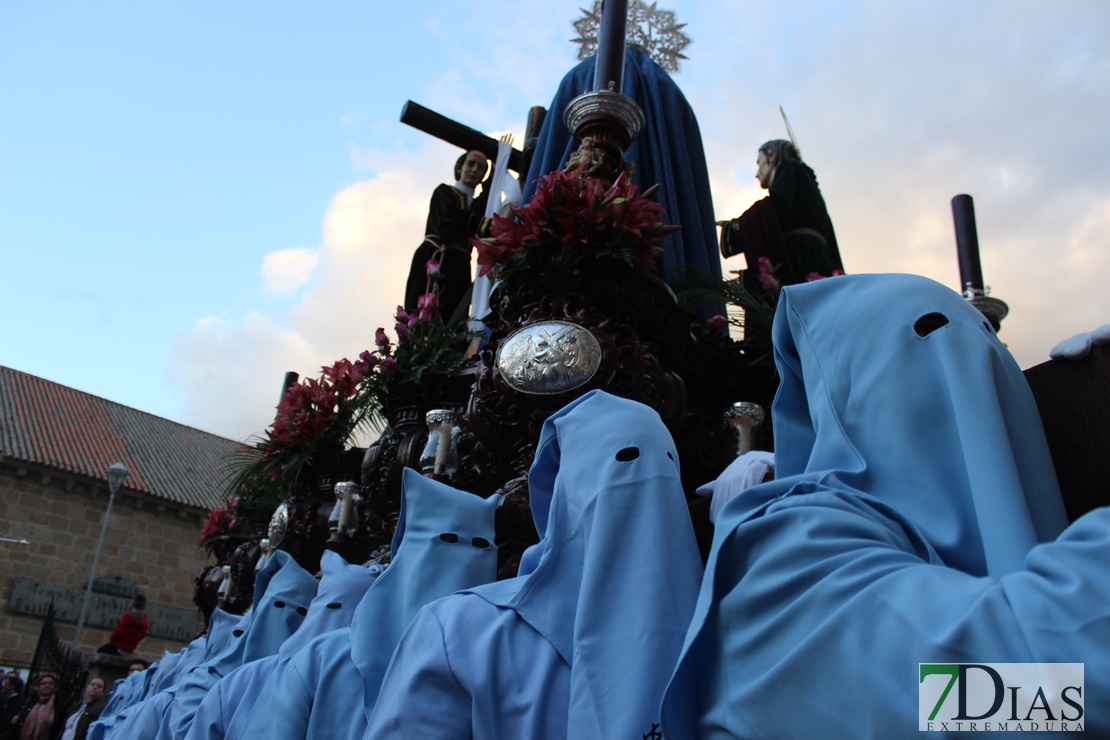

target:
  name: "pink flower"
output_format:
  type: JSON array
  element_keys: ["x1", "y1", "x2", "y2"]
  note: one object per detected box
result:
[
  {"x1": 759, "y1": 272, "x2": 780, "y2": 292},
  {"x1": 417, "y1": 292, "x2": 439, "y2": 312},
  {"x1": 756, "y1": 256, "x2": 780, "y2": 292},
  {"x1": 375, "y1": 327, "x2": 390, "y2": 350},
  {"x1": 395, "y1": 306, "x2": 410, "y2": 324},
  {"x1": 380, "y1": 357, "x2": 398, "y2": 372},
  {"x1": 394, "y1": 321, "x2": 411, "y2": 342},
  {"x1": 831, "y1": 269, "x2": 845, "y2": 277},
  {"x1": 805, "y1": 272, "x2": 827, "y2": 282},
  {"x1": 706, "y1": 314, "x2": 728, "y2": 331},
  {"x1": 425, "y1": 258, "x2": 440, "y2": 277}
]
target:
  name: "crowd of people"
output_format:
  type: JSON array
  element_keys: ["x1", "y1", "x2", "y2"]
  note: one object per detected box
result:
[{"x1": 0, "y1": 659, "x2": 146, "y2": 740}]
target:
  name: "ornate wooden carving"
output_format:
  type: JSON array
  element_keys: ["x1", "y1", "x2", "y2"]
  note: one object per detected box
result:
[{"x1": 465, "y1": 259, "x2": 775, "y2": 574}]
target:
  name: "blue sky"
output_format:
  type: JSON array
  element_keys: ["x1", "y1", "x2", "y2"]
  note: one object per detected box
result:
[{"x1": 3, "y1": 1, "x2": 1109, "y2": 442}]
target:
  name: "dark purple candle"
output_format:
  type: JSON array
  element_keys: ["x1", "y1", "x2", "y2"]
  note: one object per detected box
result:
[
  {"x1": 592, "y1": 0, "x2": 629, "y2": 93},
  {"x1": 951, "y1": 194, "x2": 985, "y2": 293}
]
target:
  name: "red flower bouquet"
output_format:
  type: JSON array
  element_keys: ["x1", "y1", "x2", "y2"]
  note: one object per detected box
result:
[{"x1": 471, "y1": 168, "x2": 678, "y2": 282}]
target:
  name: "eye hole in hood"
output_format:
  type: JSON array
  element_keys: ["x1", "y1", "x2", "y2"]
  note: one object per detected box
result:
[
  {"x1": 615, "y1": 446, "x2": 640, "y2": 462},
  {"x1": 914, "y1": 312, "x2": 949, "y2": 337}
]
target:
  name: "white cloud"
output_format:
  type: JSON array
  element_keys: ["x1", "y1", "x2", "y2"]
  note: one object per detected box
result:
[
  {"x1": 170, "y1": 312, "x2": 318, "y2": 442},
  {"x1": 260, "y1": 247, "x2": 319, "y2": 293},
  {"x1": 170, "y1": 142, "x2": 452, "y2": 440}
]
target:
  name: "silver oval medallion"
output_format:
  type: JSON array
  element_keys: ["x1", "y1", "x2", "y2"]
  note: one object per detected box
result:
[
  {"x1": 267, "y1": 503, "x2": 290, "y2": 548},
  {"x1": 496, "y1": 321, "x2": 602, "y2": 395}
]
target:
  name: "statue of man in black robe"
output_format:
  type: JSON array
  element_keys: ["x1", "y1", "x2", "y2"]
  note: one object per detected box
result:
[
  {"x1": 403, "y1": 150, "x2": 489, "y2": 321},
  {"x1": 720, "y1": 139, "x2": 844, "y2": 294}
]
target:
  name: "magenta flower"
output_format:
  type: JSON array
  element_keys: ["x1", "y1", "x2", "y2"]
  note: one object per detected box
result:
[
  {"x1": 395, "y1": 306, "x2": 410, "y2": 324},
  {"x1": 380, "y1": 357, "x2": 398, "y2": 372},
  {"x1": 706, "y1": 314, "x2": 728, "y2": 331},
  {"x1": 375, "y1": 327, "x2": 390, "y2": 350},
  {"x1": 425, "y1": 258, "x2": 441, "y2": 277},
  {"x1": 394, "y1": 321, "x2": 411, "y2": 342},
  {"x1": 805, "y1": 272, "x2": 826, "y2": 282}
]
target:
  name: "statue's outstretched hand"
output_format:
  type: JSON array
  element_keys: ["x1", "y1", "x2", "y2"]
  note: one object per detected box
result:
[
  {"x1": 1049, "y1": 324, "x2": 1110, "y2": 361},
  {"x1": 697, "y1": 451, "x2": 775, "y2": 524}
]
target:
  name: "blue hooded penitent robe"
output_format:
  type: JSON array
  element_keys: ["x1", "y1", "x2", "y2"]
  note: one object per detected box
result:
[
  {"x1": 662, "y1": 274, "x2": 1110, "y2": 737},
  {"x1": 237, "y1": 469, "x2": 499, "y2": 740},
  {"x1": 99, "y1": 607, "x2": 240, "y2": 740},
  {"x1": 162, "y1": 550, "x2": 318, "y2": 739},
  {"x1": 523, "y1": 47, "x2": 722, "y2": 318},
  {"x1": 183, "y1": 550, "x2": 382, "y2": 740},
  {"x1": 366, "y1": 390, "x2": 704, "y2": 739}
]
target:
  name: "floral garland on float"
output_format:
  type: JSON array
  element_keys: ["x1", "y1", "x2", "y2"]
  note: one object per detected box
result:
[
  {"x1": 471, "y1": 167, "x2": 678, "y2": 284},
  {"x1": 354, "y1": 272, "x2": 473, "y2": 422},
  {"x1": 213, "y1": 263, "x2": 471, "y2": 549}
]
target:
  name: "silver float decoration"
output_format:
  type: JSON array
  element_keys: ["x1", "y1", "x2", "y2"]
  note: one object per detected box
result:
[{"x1": 496, "y1": 321, "x2": 602, "y2": 396}]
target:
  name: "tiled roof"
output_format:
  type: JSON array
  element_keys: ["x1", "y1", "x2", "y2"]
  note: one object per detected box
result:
[{"x1": 0, "y1": 366, "x2": 243, "y2": 511}]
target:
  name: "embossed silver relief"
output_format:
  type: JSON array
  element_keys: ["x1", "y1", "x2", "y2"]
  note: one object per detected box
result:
[
  {"x1": 268, "y1": 503, "x2": 290, "y2": 548},
  {"x1": 496, "y1": 321, "x2": 602, "y2": 395}
]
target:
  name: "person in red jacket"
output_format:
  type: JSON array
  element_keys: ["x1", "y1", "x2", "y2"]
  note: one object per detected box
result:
[{"x1": 96, "y1": 594, "x2": 148, "y2": 656}]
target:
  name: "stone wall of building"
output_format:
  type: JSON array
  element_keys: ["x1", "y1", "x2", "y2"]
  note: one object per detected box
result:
[{"x1": 0, "y1": 461, "x2": 211, "y2": 665}]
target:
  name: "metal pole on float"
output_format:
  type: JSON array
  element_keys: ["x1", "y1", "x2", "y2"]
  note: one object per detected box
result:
[
  {"x1": 951, "y1": 194, "x2": 1009, "y2": 331},
  {"x1": 593, "y1": 0, "x2": 630, "y2": 93}
]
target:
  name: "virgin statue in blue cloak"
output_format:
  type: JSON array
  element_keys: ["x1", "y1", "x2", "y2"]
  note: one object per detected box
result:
[
  {"x1": 662, "y1": 273, "x2": 1109, "y2": 737},
  {"x1": 365, "y1": 390, "x2": 704, "y2": 739},
  {"x1": 522, "y1": 47, "x2": 723, "y2": 322}
]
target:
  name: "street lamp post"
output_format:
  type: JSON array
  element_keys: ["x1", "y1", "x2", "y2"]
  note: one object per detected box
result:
[{"x1": 72, "y1": 462, "x2": 130, "y2": 650}]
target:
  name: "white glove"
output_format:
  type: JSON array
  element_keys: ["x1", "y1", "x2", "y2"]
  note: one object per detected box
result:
[
  {"x1": 697, "y1": 451, "x2": 775, "y2": 524},
  {"x1": 1049, "y1": 324, "x2": 1110, "y2": 361}
]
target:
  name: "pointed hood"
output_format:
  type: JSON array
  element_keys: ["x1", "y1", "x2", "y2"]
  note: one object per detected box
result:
[
  {"x1": 661, "y1": 273, "x2": 1073, "y2": 738},
  {"x1": 736, "y1": 273, "x2": 1066, "y2": 574},
  {"x1": 474, "y1": 390, "x2": 703, "y2": 736},
  {"x1": 205, "y1": 550, "x2": 318, "y2": 675},
  {"x1": 349, "y1": 469, "x2": 499, "y2": 718},
  {"x1": 278, "y1": 550, "x2": 382, "y2": 657}
]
